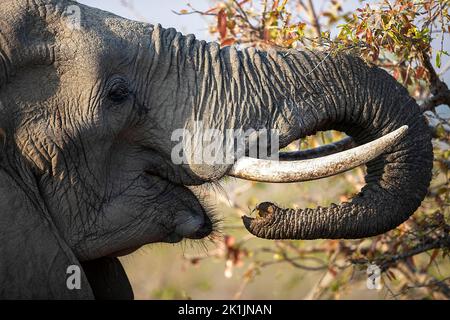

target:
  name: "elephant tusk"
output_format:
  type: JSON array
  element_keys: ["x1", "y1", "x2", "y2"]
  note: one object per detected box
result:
[
  {"x1": 279, "y1": 136, "x2": 356, "y2": 161},
  {"x1": 228, "y1": 125, "x2": 408, "y2": 183}
]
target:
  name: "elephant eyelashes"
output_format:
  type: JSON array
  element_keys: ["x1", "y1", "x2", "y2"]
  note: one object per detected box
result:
[{"x1": 108, "y1": 81, "x2": 130, "y2": 103}]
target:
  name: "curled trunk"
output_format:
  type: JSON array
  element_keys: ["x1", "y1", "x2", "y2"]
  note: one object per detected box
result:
[
  {"x1": 123, "y1": 26, "x2": 433, "y2": 239},
  {"x1": 234, "y1": 50, "x2": 433, "y2": 239}
]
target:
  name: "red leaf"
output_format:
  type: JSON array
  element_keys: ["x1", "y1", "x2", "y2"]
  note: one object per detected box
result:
[
  {"x1": 225, "y1": 235, "x2": 235, "y2": 248},
  {"x1": 371, "y1": 45, "x2": 380, "y2": 61},
  {"x1": 366, "y1": 28, "x2": 373, "y2": 43},
  {"x1": 415, "y1": 66, "x2": 426, "y2": 79},
  {"x1": 221, "y1": 38, "x2": 236, "y2": 47},
  {"x1": 328, "y1": 267, "x2": 338, "y2": 277},
  {"x1": 217, "y1": 9, "x2": 228, "y2": 40},
  {"x1": 272, "y1": 0, "x2": 280, "y2": 11},
  {"x1": 238, "y1": 0, "x2": 251, "y2": 6},
  {"x1": 263, "y1": 28, "x2": 270, "y2": 41},
  {"x1": 425, "y1": 249, "x2": 439, "y2": 271},
  {"x1": 393, "y1": 68, "x2": 400, "y2": 80}
]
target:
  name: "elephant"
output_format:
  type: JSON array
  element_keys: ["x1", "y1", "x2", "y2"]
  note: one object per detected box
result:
[{"x1": 0, "y1": 0, "x2": 433, "y2": 299}]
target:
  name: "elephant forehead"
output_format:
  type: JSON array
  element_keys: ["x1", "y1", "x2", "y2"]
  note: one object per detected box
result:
[
  {"x1": 3, "y1": 0, "x2": 149, "y2": 65},
  {"x1": 64, "y1": 2, "x2": 152, "y2": 57}
]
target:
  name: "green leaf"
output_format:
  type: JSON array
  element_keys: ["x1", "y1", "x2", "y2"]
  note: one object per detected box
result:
[{"x1": 436, "y1": 50, "x2": 449, "y2": 68}]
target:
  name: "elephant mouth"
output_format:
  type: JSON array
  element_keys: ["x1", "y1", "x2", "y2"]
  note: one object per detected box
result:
[
  {"x1": 141, "y1": 157, "x2": 217, "y2": 242},
  {"x1": 143, "y1": 170, "x2": 215, "y2": 243},
  {"x1": 80, "y1": 205, "x2": 213, "y2": 300},
  {"x1": 78, "y1": 174, "x2": 214, "y2": 300}
]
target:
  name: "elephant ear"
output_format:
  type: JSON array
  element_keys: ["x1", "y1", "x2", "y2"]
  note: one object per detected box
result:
[{"x1": 0, "y1": 168, "x2": 94, "y2": 299}]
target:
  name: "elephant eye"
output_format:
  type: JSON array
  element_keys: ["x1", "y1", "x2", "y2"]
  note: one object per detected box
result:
[{"x1": 108, "y1": 80, "x2": 130, "y2": 103}]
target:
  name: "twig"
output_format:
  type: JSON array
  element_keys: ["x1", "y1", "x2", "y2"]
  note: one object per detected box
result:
[
  {"x1": 233, "y1": 0, "x2": 258, "y2": 30},
  {"x1": 438, "y1": 59, "x2": 450, "y2": 76},
  {"x1": 423, "y1": 53, "x2": 449, "y2": 95},
  {"x1": 172, "y1": 10, "x2": 216, "y2": 17},
  {"x1": 420, "y1": 90, "x2": 450, "y2": 112},
  {"x1": 419, "y1": 53, "x2": 450, "y2": 112},
  {"x1": 351, "y1": 235, "x2": 450, "y2": 272},
  {"x1": 393, "y1": 277, "x2": 450, "y2": 299},
  {"x1": 305, "y1": 0, "x2": 322, "y2": 43},
  {"x1": 259, "y1": 251, "x2": 328, "y2": 271}
]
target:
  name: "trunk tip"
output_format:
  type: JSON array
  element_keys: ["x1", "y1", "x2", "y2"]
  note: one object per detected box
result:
[{"x1": 242, "y1": 202, "x2": 278, "y2": 238}]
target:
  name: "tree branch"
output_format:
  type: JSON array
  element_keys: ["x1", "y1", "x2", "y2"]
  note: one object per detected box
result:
[
  {"x1": 351, "y1": 234, "x2": 450, "y2": 272},
  {"x1": 304, "y1": 0, "x2": 322, "y2": 43},
  {"x1": 420, "y1": 90, "x2": 450, "y2": 112},
  {"x1": 438, "y1": 59, "x2": 450, "y2": 76},
  {"x1": 419, "y1": 53, "x2": 450, "y2": 112}
]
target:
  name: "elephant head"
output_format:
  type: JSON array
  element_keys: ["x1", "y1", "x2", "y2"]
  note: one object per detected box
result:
[{"x1": 0, "y1": 0, "x2": 433, "y2": 299}]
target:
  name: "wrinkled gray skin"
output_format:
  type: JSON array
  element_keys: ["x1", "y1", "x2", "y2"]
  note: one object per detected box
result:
[{"x1": 0, "y1": 0, "x2": 433, "y2": 299}]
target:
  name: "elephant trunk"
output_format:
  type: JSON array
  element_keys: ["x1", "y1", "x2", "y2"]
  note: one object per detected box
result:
[
  {"x1": 232, "y1": 49, "x2": 433, "y2": 239},
  {"x1": 147, "y1": 26, "x2": 433, "y2": 239}
]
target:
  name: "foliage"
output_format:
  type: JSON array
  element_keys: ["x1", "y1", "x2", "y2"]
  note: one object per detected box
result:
[{"x1": 174, "y1": 0, "x2": 450, "y2": 300}]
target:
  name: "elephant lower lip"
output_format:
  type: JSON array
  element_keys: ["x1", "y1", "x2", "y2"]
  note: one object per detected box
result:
[
  {"x1": 163, "y1": 233, "x2": 184, "y2": 243},
  {"x1": 108, "y1": 246, "x2": 142, "y2": 258}
]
